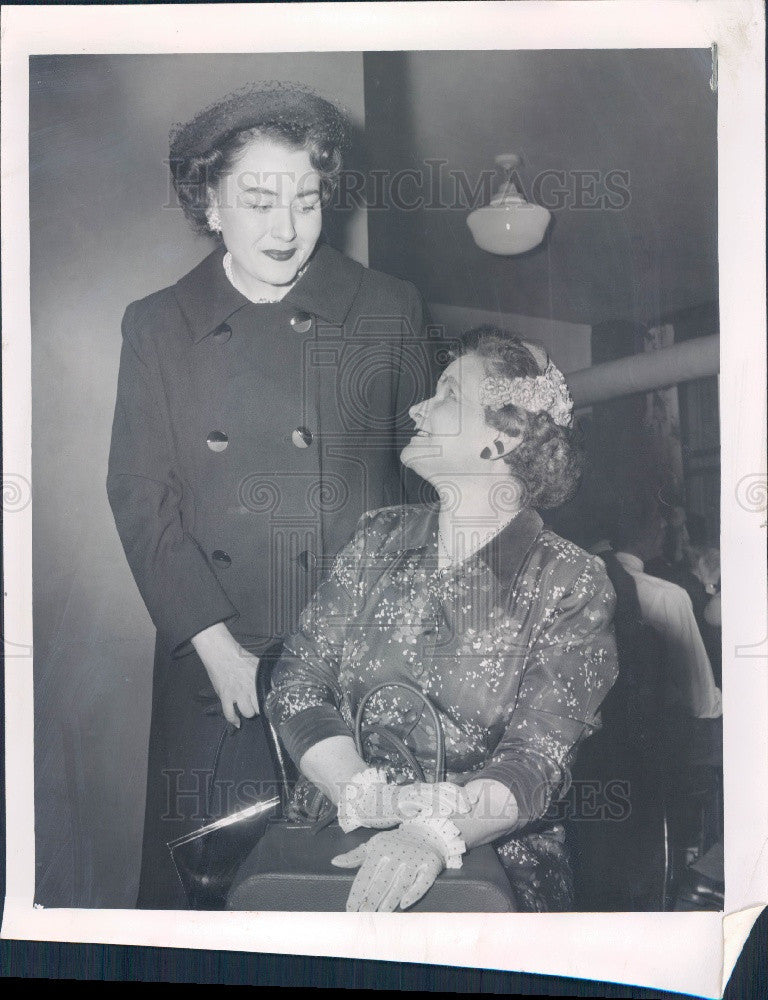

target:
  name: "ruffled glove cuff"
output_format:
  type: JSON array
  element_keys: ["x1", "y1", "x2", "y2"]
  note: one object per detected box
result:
[
  {"x1": 337, "y1": 767, "x2": 389, "y2": 833},
  {"x1": 401, "y1": 816, "x2": 467, "y2": 869}
]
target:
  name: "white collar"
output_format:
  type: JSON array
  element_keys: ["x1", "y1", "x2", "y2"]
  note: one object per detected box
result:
[{"x1": 614, "y1": 551, "x2": 645, "y2": 573}]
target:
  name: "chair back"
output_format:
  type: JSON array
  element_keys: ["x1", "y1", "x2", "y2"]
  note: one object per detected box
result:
[{"x1": 256, "y1": 647, "x2": 298, "y2": 809}]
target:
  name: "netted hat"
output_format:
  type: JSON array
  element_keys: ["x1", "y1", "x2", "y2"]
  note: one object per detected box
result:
[{"x1": 169, "y1": 79, "x2": 350, "y2": 161}]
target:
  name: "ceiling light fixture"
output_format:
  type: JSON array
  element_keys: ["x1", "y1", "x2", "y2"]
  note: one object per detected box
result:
[{"x1": 467, "y1": 153, "x2": 551, "y2": 255}]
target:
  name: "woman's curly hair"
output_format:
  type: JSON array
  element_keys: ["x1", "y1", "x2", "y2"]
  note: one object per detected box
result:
[
  {"x1": 168, "y1": 82, "x2": 348, "y2": 235},
  {"x1": 455, "y1": 326, "x2": 582, "y2": 509}
]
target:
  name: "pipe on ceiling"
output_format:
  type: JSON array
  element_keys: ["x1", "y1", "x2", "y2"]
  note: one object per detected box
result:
[{"x1": 568, "y1": 334, "x2": 719, "y2": 407}]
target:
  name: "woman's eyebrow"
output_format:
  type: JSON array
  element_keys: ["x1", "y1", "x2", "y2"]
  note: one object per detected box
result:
[
  {"x1": 240, "y1": 184, "x2": 279, "y2": 196},
  {"x1": 240, "y1": 185, "x2": 321, "y2": 200}
]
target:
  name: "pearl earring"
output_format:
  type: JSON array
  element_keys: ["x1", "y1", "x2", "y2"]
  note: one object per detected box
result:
[{"x1": 207, "y1": 207, "x2": 222, "y2": 233}]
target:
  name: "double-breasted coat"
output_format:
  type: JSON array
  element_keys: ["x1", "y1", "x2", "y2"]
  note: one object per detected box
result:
[{"x1": 107, "y1": 241, "x2": 435, "y2": 907}]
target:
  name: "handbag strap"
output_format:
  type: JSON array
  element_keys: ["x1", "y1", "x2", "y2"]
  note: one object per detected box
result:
[
  {"x1": 256, "y1": 646, "x2": 298, "y2": 806},
  {"x1": 204, "y1": 724, "x2": 232, "y2": 824},
  {"x1": 353, "y1": 680, "x2": 446, "y2": 783},
  {"x1": 361, "y1": 725, "x2": 427, "y2": 782}
]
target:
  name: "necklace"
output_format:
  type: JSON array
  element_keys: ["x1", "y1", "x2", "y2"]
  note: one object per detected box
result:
[
  {"x1": 222, "y1": 251, "x2": 308, "y2": 303},
  {"x1": 436, "y1": 512, "x2": 520, "y2": 569}
]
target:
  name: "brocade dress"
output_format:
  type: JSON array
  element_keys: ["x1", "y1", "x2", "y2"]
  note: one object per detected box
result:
[{"x1": 266, "y1": 504, "x2": 618, "y2": 911}]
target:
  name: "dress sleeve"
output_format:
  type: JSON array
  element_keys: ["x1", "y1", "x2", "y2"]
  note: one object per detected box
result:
[
  {"x1": 106, "y1": 302, "x2": 238, "y2": 654},
  {"x1": 265, "y1": 512, "x2": 372, "y2": 766},
  {"x1": 476, "y1": 555, "x2": 619, "y2": 829}
]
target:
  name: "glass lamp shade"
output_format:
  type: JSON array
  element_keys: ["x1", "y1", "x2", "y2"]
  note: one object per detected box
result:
[{"x1": 467, "y1": 190, "x2": 551, "y2": 255}]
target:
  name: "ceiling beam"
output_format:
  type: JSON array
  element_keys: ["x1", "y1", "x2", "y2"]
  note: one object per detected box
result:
[{"x1": 569, "y1": 335, "x2": 719, "y2": 406}]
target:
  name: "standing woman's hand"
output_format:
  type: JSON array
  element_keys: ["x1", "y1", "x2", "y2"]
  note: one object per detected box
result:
[{"x1": 191, "y1": 622, "x2": 260, "y2": 727}]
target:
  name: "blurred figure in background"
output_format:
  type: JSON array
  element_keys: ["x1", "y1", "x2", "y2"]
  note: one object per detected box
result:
[
  {"x1": 576, "y1": 496, "x2": 722, "y2": 910},
  {"x1": 609, "y1": 500, "x2": 721, "y2": 720},
  {"x1": 645, "y1": 505, "x2": 722, "y2": 688}
]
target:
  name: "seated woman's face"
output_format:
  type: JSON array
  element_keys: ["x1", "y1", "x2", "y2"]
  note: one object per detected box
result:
[
  {"x1": 401, "y1": 353, "x2": 504, "y2": 484},
  {"x1": 213, "y1": 136, "x2": 323, "y2": 289}
]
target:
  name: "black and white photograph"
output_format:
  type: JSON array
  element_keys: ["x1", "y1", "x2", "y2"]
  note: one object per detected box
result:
[{"x1": 2, "y1": 3, "x2": 766, "y2": 995}]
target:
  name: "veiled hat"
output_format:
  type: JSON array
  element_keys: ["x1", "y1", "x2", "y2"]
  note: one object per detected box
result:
[{"x1": 169, "y1": 80, "x2": 349, "y2": 161}]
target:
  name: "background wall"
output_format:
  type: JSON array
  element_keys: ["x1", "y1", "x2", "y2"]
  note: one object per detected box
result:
[
  {"x1": 31, "y1": 53, "x2": 366, "y2": 907},
  {"x1": 364, "y1": 49, "x2": 717, "y2": 328},
  {"x1": 427, "y1": 303, "x2": 591, "y2": 375}
]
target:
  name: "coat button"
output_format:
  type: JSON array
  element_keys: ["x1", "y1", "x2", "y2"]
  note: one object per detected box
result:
[
  {"x1": 290, "y1": 311, "x2": 313, "y2": 334},
  {"x1": 291, "y1": 427, "x2": 313, "y2": 448},
  {"x1": 207, "y1": 431, "x2": 229, "y2": 452},
  {"x1": 212, "y1": 323, "x2": 232, "y2": 343},
  {"x1": 297, "y1": 550, "x2": 318, "y2": 572},
  {"x1": 212, "y1": 550, "x2": 231, "y2": 568}
]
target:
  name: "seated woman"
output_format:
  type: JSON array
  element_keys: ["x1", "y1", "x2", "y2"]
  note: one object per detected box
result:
[{"x1": 265, "y1": 327, "x2": 618, "y2": 912}]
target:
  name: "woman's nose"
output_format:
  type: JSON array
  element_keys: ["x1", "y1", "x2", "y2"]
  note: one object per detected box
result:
[
  {"x1": 271, "y1": 206, "x2": 296, "y2": 241},
  {"x1": 409, "y1": 399, "x2": 427, "y2": 421}
]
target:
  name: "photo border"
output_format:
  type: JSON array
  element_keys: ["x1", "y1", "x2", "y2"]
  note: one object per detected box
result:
[{"x1": 2, "y1": 3, "x2": 765, "y2": 996}]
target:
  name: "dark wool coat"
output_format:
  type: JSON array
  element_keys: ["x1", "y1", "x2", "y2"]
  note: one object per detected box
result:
[{"x1": 107, "y1": 241, "x2": 436, "y2": 906}]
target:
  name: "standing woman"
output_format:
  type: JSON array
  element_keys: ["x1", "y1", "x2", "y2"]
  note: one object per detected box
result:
[{"x1": 107, "y1": 82, "x2": 430, "y2": 908}]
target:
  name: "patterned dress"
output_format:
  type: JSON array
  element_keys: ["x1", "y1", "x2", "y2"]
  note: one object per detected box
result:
[{"x1": 265, "y1": 504, "x2": 618, "y2": 911}]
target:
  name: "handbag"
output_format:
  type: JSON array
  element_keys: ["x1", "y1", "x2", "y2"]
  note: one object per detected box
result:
[
  {"x1": 167, "y1": 723, "x2": 281, "y2": 910},
  {"x1": 226, "y1": 678, "x2": 517, "y2": 911}
]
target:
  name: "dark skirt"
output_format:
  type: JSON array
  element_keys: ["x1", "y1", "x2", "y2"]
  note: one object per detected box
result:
[{"x1": 137, "y1": 636, "x2": 278, "y2": 909}]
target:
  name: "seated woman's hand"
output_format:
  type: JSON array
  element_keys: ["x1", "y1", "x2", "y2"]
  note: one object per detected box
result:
[
  {"x1": 331, "y1": 818, "x2": 465, "y2": 911},
  {"x1": 337, "y1": 769, "x2": 472, "y2": 833}
]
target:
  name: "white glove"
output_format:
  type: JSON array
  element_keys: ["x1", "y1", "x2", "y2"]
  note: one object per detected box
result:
[
  {"x1": 337, "y1": 768, "x2": 472, "y2": 833},
  {"x1": 331, "y1": 818, "x2": 466, "y2": 912}
]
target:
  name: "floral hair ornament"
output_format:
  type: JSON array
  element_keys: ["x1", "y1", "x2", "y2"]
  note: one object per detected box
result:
[{"x1": 479, "y1": 361, "x2": 574, "y2": 427}]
